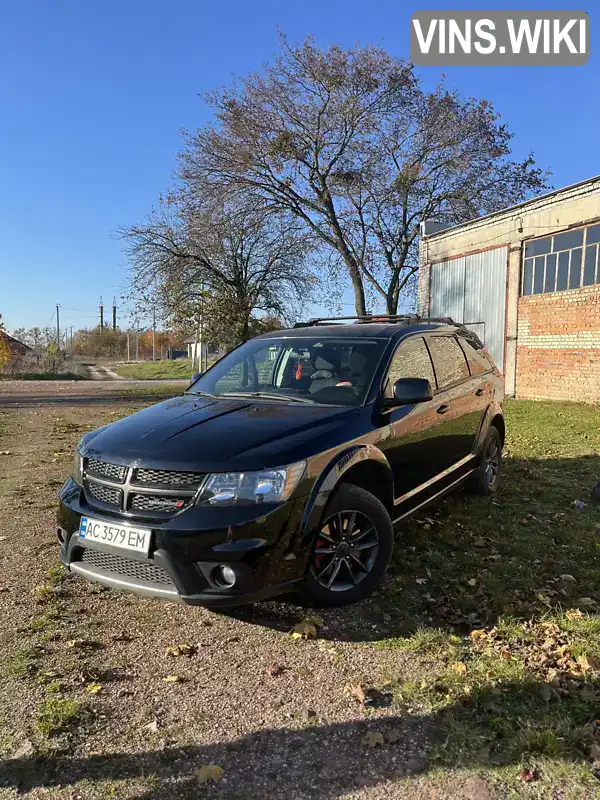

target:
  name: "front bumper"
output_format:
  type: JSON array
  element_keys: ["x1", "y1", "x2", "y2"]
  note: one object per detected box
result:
[{"x1": 57, "y1": 478, "x2": 310, "y2": 606}]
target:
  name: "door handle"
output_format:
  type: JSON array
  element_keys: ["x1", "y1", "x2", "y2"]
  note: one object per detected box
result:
[
  {"x1": 475, "y1": 388, "x2": 484, "y2": 396},
  {"x1": 436, "y1": 404, "x2": 450, "y2": 415}
]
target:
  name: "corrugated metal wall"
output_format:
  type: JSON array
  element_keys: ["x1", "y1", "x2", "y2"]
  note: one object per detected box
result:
[{"x1": 429, "y1": 246, "x2": 508, "y2": 370}]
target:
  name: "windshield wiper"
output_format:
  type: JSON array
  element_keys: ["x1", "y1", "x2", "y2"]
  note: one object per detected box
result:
[
  {"x1": 184, "y1": 390, "x2": 217, "y2": 398},
  {"x1": 221, "y1": 391, "x2": 315, "y2": 404}
]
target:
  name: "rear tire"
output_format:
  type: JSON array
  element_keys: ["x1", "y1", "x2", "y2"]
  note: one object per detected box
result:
[
  {"x1": 298, "y1": 483, "x2": 394, "y2": 607},
  {"x1": 469, "y1": 426, "x2": 502, "y2": 495}
]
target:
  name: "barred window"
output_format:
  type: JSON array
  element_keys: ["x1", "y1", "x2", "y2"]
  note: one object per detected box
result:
[{"x1": 522, "y1": 223, "x2": 600, "y2": 296}]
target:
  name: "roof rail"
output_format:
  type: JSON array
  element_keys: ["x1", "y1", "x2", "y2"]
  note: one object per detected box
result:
[{"x1": 293, "y1": 314, "x2": 456, "y2": 328}]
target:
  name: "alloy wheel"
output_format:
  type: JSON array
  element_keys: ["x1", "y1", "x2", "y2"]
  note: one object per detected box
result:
[
  {"x1": 485, "y1": 436, "x2": 500, "y2": 486},
  {"x1": 311, "y1": 510, "x2": 379, "y2": 592}
]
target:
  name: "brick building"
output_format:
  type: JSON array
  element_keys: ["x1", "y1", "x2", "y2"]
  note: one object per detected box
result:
[{"x1": 418, "y1": 175, "x2": 600, "y2": 402}]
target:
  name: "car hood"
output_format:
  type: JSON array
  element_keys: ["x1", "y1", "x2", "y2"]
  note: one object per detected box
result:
[{"x1": 81, "y1": 394, "x2": 362, "y2": 472}]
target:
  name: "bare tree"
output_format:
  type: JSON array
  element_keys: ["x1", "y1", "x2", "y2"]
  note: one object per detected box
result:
[
  {"x1": 121, "y1": 193, "x2": 314, "y2": 349},
  {"x1": 183, "y1": 36, "x2": 550, "y2": 314}
]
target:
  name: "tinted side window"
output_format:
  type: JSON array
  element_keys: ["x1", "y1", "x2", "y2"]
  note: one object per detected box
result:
[
  {"x1": 458, "y1": 336, "x2": 493, "y2": 376},
  {"x1": 384, "y1": 337, "x2": 436, "y2": 397},
  {"x1": 427, "y1": 336, "x2": 470, "y2": 389}
]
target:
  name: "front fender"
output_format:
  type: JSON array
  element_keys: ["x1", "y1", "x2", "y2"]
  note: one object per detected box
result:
[{"x1": 299, "y1": 444, "x2": 391, "y2": 545}]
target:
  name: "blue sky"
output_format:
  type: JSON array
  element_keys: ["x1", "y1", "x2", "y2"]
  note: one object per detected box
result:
[{"x1": 1, "y1": 0, "x2": 599, "y2": 332}]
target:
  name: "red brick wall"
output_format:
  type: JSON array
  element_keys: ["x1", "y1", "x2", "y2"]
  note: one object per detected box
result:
[{"x1": 516, "y1": 286, "x2": 600, "y2": 402}]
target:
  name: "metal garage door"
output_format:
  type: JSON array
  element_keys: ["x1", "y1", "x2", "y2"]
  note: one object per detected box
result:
[{"x1": 429, "y1": 246, "x2": 508, "y2": 371}]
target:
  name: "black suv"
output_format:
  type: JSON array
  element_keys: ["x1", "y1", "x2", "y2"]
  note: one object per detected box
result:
[{"x1": 57, "y1": 316, "x2": 504, "y2": 608}]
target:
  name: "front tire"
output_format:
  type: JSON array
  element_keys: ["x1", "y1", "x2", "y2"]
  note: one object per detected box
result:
[{"x1": 298, "y1": 484, "x2": 394, "y2": 607}]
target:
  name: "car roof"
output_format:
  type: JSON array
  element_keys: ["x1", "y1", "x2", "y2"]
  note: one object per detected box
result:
[{"x1": 256, "y1": 320, "x2": 462, "y2": 341}]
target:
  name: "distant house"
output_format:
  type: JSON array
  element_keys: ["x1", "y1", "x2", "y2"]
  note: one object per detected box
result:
[
  {"x1": 1, "y1": 332, "x2": 32, "y2": 357},
  {"x1": 183, "y1": 337, "x2": 225, "y2": 364}
]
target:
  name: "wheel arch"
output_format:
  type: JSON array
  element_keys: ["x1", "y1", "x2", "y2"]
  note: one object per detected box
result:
[{"x1": 299, "y1": 445, "x2": 394, "y2": 543}]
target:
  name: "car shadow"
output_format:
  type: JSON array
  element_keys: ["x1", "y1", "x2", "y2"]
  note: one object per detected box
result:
[
  {"x1": 2, "y1": 675, "x2": 597, "y2": 798},
  {"x1": 232, "y1": 454, "x2": 600, "y2": 643}
]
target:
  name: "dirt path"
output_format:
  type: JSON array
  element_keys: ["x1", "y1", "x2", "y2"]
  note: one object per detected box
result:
[
  {"x1": 0, "y1": 402, "x2": 483, "y2": 800},
  {"x1": 87, "y1": 364, "x2": 122, "y2": 381},
  {"x1": 0, "y1": 379, "x2": 188, "y2": 408}
]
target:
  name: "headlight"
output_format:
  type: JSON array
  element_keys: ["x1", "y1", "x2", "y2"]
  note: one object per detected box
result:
[
  {"x1": 198, "y1": 461, "x2": 306, "y2": 506},
  {"x1": 72, "y1": 446, "x2": 83, "y2": 485}
]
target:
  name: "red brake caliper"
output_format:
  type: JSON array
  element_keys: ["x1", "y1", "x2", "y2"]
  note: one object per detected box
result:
[{"x1": 314, "y1": 538, "x2": 327, "y2": 568}]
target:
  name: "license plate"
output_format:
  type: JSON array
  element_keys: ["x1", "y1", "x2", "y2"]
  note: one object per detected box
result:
[{"x1": 79, "y1": 516, "x2": 151, "y2": 555}]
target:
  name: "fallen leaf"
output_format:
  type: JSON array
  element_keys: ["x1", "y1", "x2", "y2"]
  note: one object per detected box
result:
[
  {"x1": 291, "y1": 621, "x2": 317, "y2": 639},
  {"x1": 304, "y1": 614, "x2": 324, "y2": 627},
  {"x1": 580, "y1": 598, "x2": 597, "y2": 607},
  {"x1": 415, "y1": 578, "x2": 427, "y2": 585},
  {"x1": 143, "y1": 720, "x2": 159, "y2": 733},
  {"x1": 196, "y1": 764, "x2": 223, "y2": 783},
  {"x1": 566, "y1": 608, "x2": 583, "y2": 620},
  {"x1": 453, "y1": 661, "x2": 468, "y2": 676},
  {"x1": 12, "y1": 739, "x2": 34, "y2": 758},
  {"x1": 163, "y1": 674, "x2": 183, "y2": 683},
  {"x1": 560, "y1": 574, "x2": 576, "y2": 582},
  {"x1": 385, "y1": 728, "x2": 403, "y2": 744},
  {"x1": 467, "y1": 578, "x2": 477, "y2": 587},
  {"x1": 0, "y1": 451, "x2": 12, "y2": 456},
  {"x1": 362, "y1": 731, "x2": 385, "y2": 748},
  {"x1": 344, "y1": 682, "x2": 366, "y2": 704},
  {"x1": 520, "y1": 768, "x2": 535, "y2": 782},
  {"x1": 165, "y1": 643, "x2": 196, "y2": 658},
  {"x1": 86, "y1": 682, "x2": 102, "y2": 695},
  {"x1": 577, "y1": 654, "x2": 591, "y2": 673}
]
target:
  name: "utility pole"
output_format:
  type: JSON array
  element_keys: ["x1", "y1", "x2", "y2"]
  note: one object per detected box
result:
[
  {"x1": 56, "y1": 304, "x2": 60, "y2": 352},
  {"x1": 112, "y1": 297, "x2": 117, "y2": 331},
  {"x1": 152, "y1": 306, "x2": 156, "y2": 362},
  {"x1": 127, "y1": 331, "x2": 130, "y2": 362},
  {"x1": 99, "y1": 297, "x2": 104, "y2": 334},
  {"x1": 70, "y1": 326, "x2": 74, "y2": 357},
  {"x1": 135, "y1": 321, "x2": 139, "y2": 361}
]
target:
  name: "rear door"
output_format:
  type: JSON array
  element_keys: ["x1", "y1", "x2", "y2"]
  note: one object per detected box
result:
[
  {"x1": 378, "y1": 336, "x2": 452, "y2": 500},
  {"x1": 426, "y1": 334, "x2": 486, "y2": 464}
]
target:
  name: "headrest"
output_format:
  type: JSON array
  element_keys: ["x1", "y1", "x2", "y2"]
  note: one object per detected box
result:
[
  {"x1": 349, "y1": 348, "x2": 368, "y2": 373},
  {"x1": 311, "y1": 346, "x2": 340, "y2": 372}
]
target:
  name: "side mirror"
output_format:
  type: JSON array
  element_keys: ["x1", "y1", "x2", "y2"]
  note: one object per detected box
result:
[
  {"x1": 190, "y1": 372, "x2": 201, "y2": 385},
  {"x1": 383, "y1": 377, "x2": 433, "y2": 408}
]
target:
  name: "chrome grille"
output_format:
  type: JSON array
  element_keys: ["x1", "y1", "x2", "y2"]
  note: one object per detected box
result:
[
  {"x1": 135, "y1": 468, "x2": 203, "y2": 487},
  {"x1": 130, "y1": 495, "x2": 189, "y2": 513},
  {"x1": 79, "y1": 548, "x2": 173, "y2": 587},
  {"x1": 87, "y1": 459, "x2": 126, "y2": 483},
  {"x1": 87, "y1": 482, "x2": 122, "y2": 507}
]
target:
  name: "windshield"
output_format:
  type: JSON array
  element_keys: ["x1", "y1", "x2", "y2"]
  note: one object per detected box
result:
[{"x1": 187, "y1": 336, "x2": 386, "y2": 406}]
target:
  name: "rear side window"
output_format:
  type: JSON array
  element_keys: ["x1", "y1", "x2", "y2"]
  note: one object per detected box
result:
[
  {"x1": 427, "y1": 336, "x2": 470, "y2": 389},
  {"x1": 458, "y1": 336, "x2": 494, "y2": 376},
  {"x1": 384, "y1": 337, "x2": 436, "y2": 397}
]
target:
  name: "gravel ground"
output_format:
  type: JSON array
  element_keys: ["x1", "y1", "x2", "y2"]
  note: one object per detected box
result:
[{"x1": 0, "y1": 395, "x2": 496, "y2": 800}]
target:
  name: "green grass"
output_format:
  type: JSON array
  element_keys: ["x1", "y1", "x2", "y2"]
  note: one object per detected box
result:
[
  {"x1": 113, "y1": 359, "x2": 197, "y2": 380},
  {"x1": 2, "y1": 371, "x2": 85, "y2": 381},
  {"x1": 8, "y1": 646, "x2": 39, "y2": 679},
  {"x1": 35, "y1": 697, "x2": 82, "y2": 736},
  {"x1": 370, "y1": 399, "x2": 600, "y2": 791}
]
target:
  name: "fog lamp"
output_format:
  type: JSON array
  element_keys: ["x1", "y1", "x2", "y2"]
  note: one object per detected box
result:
[{"x1": 213, "y1": 565, "x2": 237, "y2": 588}]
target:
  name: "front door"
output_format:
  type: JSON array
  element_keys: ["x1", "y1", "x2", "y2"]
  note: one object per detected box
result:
[
  {"x1": 377, "y1": 336, "x2": 452, "y2": 501},
  {"x1": 426, "y1": 334, "x2": 485, "y2": 465}
]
